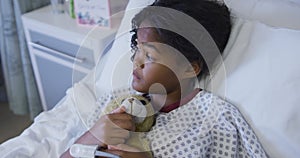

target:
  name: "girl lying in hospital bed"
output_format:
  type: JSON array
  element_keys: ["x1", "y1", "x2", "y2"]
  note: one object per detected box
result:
[{"x1": 1, "y1": 0, "x2": 269, "y2": 157}]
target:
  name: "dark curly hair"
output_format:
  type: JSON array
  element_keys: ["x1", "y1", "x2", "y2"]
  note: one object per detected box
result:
[{"x1": 131, "y1": 0, "x2": 231, "y2": 79}]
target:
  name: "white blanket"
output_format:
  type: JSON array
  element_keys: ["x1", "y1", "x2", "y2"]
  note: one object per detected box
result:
[{"x1": 0, "y1": 84, "x2": 268, "y2": 158}]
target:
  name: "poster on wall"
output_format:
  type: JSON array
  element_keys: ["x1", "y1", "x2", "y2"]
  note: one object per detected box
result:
[{"x1": 74, "y1": 0, "x2": 112, "y2": 27}]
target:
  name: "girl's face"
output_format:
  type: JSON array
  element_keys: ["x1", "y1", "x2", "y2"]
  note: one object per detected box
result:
[{"x1": 131, "y1": 25, "x2": 187, "y2": 94}]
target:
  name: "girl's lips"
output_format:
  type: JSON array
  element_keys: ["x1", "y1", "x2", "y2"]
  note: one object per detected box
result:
[{"x1": 133, "y1": 70, "x2": 141, "y2": 80}]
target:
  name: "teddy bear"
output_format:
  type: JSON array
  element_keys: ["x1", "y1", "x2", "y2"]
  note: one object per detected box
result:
[{"x1": 103, "y1": 94, "x2": 155, "y2": 157}]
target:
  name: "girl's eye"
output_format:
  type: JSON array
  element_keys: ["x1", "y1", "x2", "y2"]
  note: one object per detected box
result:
[
  {"x1": 145, "y1": 53, "x2": 153, "y2": 61},
  {"x1": 131, "y1": 46, "x2": 156, "y2": 62}
]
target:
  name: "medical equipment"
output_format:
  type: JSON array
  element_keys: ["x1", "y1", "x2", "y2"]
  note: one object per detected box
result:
[{"x1": 70, "y1": 144, "x2": 120, "y2": 158}]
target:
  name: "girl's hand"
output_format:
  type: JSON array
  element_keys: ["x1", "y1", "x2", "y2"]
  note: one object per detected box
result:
[
  {"x1": 104, "y1": 144, "x2": 152, "y2": 158},
  {"x1": 90, "y1": 107, "x2": 135, "y2": 147},
  {"x1": 60, "y1": 107, "x2": 135, "y2": 158}
]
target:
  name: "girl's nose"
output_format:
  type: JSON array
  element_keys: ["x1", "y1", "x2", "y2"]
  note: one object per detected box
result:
[
  {"x1": 134, "y1": 63, "x2": 145, "y2": 69},
  {"x1": 133, "y1": 53, "x2": 145, "y2": 69},
  {"x1": 133, "y1": 60, "x2": 145, "y2": 69}
]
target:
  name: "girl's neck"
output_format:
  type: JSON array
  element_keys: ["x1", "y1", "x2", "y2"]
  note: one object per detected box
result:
[{"x1": 150, "y1": 80, "x2": 196, "y2": 111}]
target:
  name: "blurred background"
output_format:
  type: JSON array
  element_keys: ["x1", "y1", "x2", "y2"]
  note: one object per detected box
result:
[
  {"x1": 0, "y1": 58, "x2": 32, "y2": 143},
  {"x1": 0, "y1": 0, "x2": 50, "y2": 143},
  {"x1": 0, "y1": 0, "x2": 127, "y2": 144}
]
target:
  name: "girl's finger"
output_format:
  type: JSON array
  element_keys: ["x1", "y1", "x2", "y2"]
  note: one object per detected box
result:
[
  {"x1": 114, "y1": 121, "x2": 135, "y2": 131},
  {"x1": 108, "y1": 144, "x2": 141, "y2": 152},
  {"x1": 105, "y1": 137, "x2": 126, "y2": 145},
  {"x1": 108, "y1": 129, "x2": 130, "y2": 139},
  {"x1": 111, "y1": 106, "x2": 126, "y2": 114}
]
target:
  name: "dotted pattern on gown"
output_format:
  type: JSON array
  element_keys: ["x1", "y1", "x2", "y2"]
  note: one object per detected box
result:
[{"x1": 87, "y1": 88, "x2": 268, "y2": 158}]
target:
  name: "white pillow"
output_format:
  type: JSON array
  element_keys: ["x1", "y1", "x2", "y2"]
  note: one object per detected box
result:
[
  {"x1": 208, "y1": 18, "x2": 300, "y2": 158},
  {"x1": 224, "y1": 0, "x2": 300, "y2": 29}
]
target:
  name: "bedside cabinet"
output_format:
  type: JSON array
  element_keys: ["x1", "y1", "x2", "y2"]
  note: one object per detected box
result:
[{"x1": 22, "y1": 5, "x2": 121, "y2": 111}]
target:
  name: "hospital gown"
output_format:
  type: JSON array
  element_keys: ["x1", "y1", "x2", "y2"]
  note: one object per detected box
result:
[
  {"x1": 88, "y1": 88, "x2": 269, "y2": 158},
  {"x1": 0, "y1": 85, "x2": 268, "y2": 157}
]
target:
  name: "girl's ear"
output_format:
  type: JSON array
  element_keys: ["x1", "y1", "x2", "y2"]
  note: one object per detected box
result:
[{"x1": 183, "y1": 61, "x2": 201, "y2": 79}]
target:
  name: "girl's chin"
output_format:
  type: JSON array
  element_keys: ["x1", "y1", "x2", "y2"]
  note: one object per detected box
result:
[
  {"x1": 132, "y1": 82, "x2": 167, "y2": 95},
  {"x1": 132, "y1": 82, "x2": 148, "y2": 93}
]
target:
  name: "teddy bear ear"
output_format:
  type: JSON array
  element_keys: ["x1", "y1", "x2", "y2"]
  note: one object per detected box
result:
[{"x1": 140, "y1": 99, "x2": 147, "y2": 105}]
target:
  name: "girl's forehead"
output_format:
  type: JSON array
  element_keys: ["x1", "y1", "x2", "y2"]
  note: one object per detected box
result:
[{"x1": 137, "y1": 27, "x2": 160, "y2": 44}]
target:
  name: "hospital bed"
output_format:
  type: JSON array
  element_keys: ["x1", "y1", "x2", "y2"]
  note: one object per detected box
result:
[
  {"x1": 94, "y1": 0, "x2": 300, "y2": 157},
  {"x1": 1, "y1": 0, "x2": 299, "y2": 157}
]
